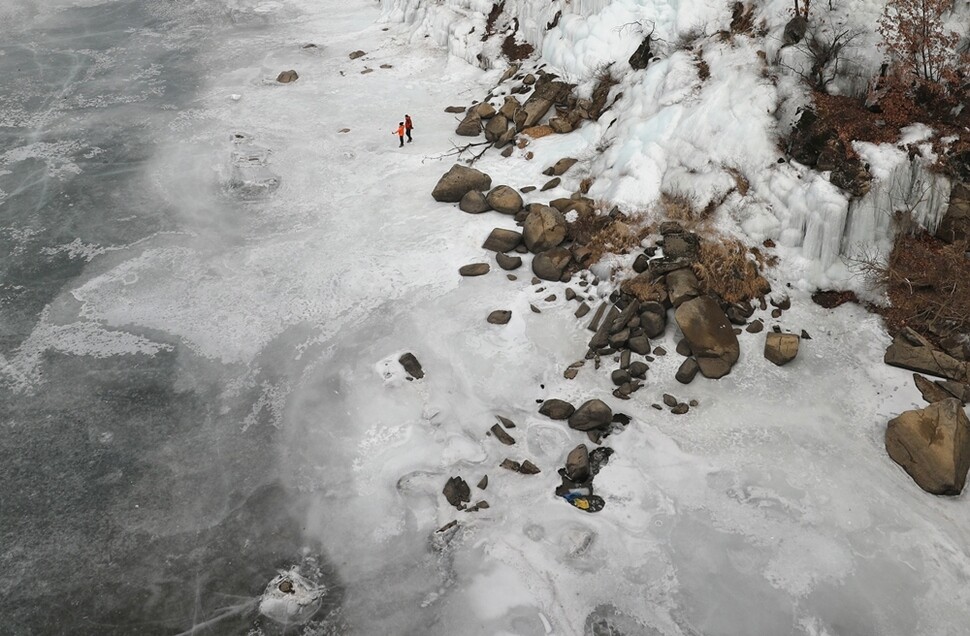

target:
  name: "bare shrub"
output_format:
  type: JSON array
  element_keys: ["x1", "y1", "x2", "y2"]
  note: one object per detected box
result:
[
  {"x1": 850, "y1": 231, "x2": 970, "y2": 341},
  {"x1": 781, "y1": 22, "x2": 866, "y2": 90}
]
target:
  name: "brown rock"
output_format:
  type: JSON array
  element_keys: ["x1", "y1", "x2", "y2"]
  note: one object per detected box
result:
[
  {"x1": 398, "y1": 352, "x2": 424, "y2": 379},
  {"x1": 489, "y1": 423, "x2": 516, "y2": 445},
  {"x1": 533, "y1": 246, "x2": 572, "y2": 281},
  {"x1": 886, "y1": 398, "x2": 970, "y2": 495},
  {"x1": 472, "y1": 102, "x2": 497, "y2": 119},
  {"x1": 456, "y1": 112, "x2": 483, "y2": 136},
  {"x1": 746, "y1": 319, "x2": 764, "y2": 334},
  {"x1": 443, "y1": 476, "x2": 471, "y2": 508},
  {"x1": 628, "y1": 335, "x2": 651, "y2": 355},
  {"x1": 445, "y1": 105, "x2": 466, "y2": 113},
  {"x1": 486, "y1": 185, "x2": 523, "y2": 214},
  {"x1": 675, "y1": 297, "x2": 740, "y2": 379},
  {"x1": 459, "y1": 263, "x2": 490, "y2": 277},
  {"x1": 568, "y1": 399, "x2": 612, "y2": 431},
  {"x1": 565, "y1": 444, "x2": 591, "y2": 482},
  {"x1": 484, "y1": 114, "x2": 509, "y2": 142},
  {"x1": 349, "y1": 50, "x2": 366, "y2": 59},
  {"x1": 482, "y1": 228, "x2": 522, "y2": 252},
  {"x1": 496, "y1": 252, "x2": 523, "y2": 270},
  {"x1": 666, "y1": 268, "x2": 701, "y2": 307},
  {"x1": 541, "y1": 177, "x2": 561, "y2": 191},
  {"x1": 487, "y1": 310, "x2": 512, "y2": 324},
  {"x1": 459, "y1": 190, "x2": 491, "y2": 213},
  {"x1": 496, "y1": 415, "x2": 516, "y2": 428},
  {"x1": 276, "y1": 70, "x2": 299, "y2": 83},
  {"x1": 884, "y1": 328, "x2": 970, "y2": 382},
  {"x1": 543, "y1": 157, "x2": 578, "y2": 177},
  {"x1": 518, "y1": 460, "x2": 541, "y2": 475},
  {"x1": 523, "y1": 205, "x2": 568, "y2": 253},
  {"x1": 432, "y1": 165, "x2": 492, "y2": 202},
  {"x1": 914, "y1": 373, "x2": 953, "y2": 404},
  {"x1": 764, "y1": 332, "x2": 800, "y2": 366},
  {"x1": 539, "y1": 399, "x2": 575, "y2": 420},
  {"x1": 675, "y1": 357, "x2": 699, "y2": 384}
]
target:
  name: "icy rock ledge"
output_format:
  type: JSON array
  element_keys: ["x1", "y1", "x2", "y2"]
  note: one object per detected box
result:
[{"x1": 258, "y1": 568, "x2": 325, "y2": 625}]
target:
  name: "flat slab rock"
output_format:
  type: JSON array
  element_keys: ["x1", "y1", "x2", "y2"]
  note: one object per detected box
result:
[{"x1": 459, "y1": 263, "x2": 490, "y2": 276}]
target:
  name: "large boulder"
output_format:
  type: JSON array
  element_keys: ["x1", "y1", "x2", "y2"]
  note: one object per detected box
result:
[
  {"x1": 568, "y1": 399, "x2": 612, "y2": 431},
  {"x1": 522, "y1": 205, "x2": 568, "y2": 253},
  {"x1": 455, "y1": 112, "x2": 482, "y2": 136},
  {"x1": 532, "y1": 246, "x2": 572, "y2": 281},
  {"x1": 674, "y1": 296, "x2": 740, "y2": 379},
  {"x1": 485, "y1": 185, "x2": 523, "y2": 215},
  {"x1": 885, "y1": 327, "x2": 970, "y2": 382},
  {"x1": 886, "y1": 398, "x2": 970, "y2": 495},
  {"x1": 764, "y1": 333, "x2": 800, "y2": 366},
  {"x1": 432, "y1": 165, "x2": 492, "y2": 202}
]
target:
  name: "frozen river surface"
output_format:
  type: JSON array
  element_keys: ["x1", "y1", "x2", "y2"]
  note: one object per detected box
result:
[{"x1": 2, "y1": 0, "x2": 970, "y2": 634}]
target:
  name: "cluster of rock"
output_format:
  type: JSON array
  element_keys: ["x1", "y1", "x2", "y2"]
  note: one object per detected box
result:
[
  {"x1": 449, "y1": 64, "x2": 614, "y2": 150},
  {"x1": 569, "y1": 222, "x2": 806, "y2": 395},
  {"x1": 539, "y1": 398, "x2": 630, "y2": 445},
  {"x1": 883, "y1": 327, "x2": 970, "y2": 495},
  {"x1": 431, "y1": 161, "x2": 616, "y2": 328},
  {"x1": 440, "y1": 413, "x2": 549, "y2": 515}
]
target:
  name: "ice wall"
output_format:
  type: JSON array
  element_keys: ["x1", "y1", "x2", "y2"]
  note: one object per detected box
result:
[{"x1": 843, "y1": 143, "x2": 952, "y2": 260}]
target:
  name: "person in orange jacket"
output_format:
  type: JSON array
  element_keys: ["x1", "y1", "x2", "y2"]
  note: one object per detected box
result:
[
  {"x1": 394, "y1": 122, "x2": 405, "y2": 147},
  {"x1": 404, "y1": 114, "x2": 413, "y2": 143}
]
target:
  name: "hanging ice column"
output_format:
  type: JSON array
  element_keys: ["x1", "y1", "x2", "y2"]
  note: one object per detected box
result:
[{"x1": 842, "y1": 144, "x2": 952, "y2": 260}]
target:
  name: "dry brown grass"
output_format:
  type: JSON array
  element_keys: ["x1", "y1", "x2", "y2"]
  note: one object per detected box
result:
[
  {"x1": 584, "y1": 218, "x2": 652, "y2": 263},
  {"x1": 692, "y1": 237, "x2": 771, "y2": 303},
  {"x1": 621, "y1": 273, "x2": 668, "y2": 304},
  {"x1": 660, "y1": 192, "x2": 696, "y2": 222}
]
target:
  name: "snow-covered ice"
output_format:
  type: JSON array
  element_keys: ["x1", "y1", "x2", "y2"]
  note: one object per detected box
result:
[{"x1": 1, "y1": 0, "x2": 969, "y2": 634}]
